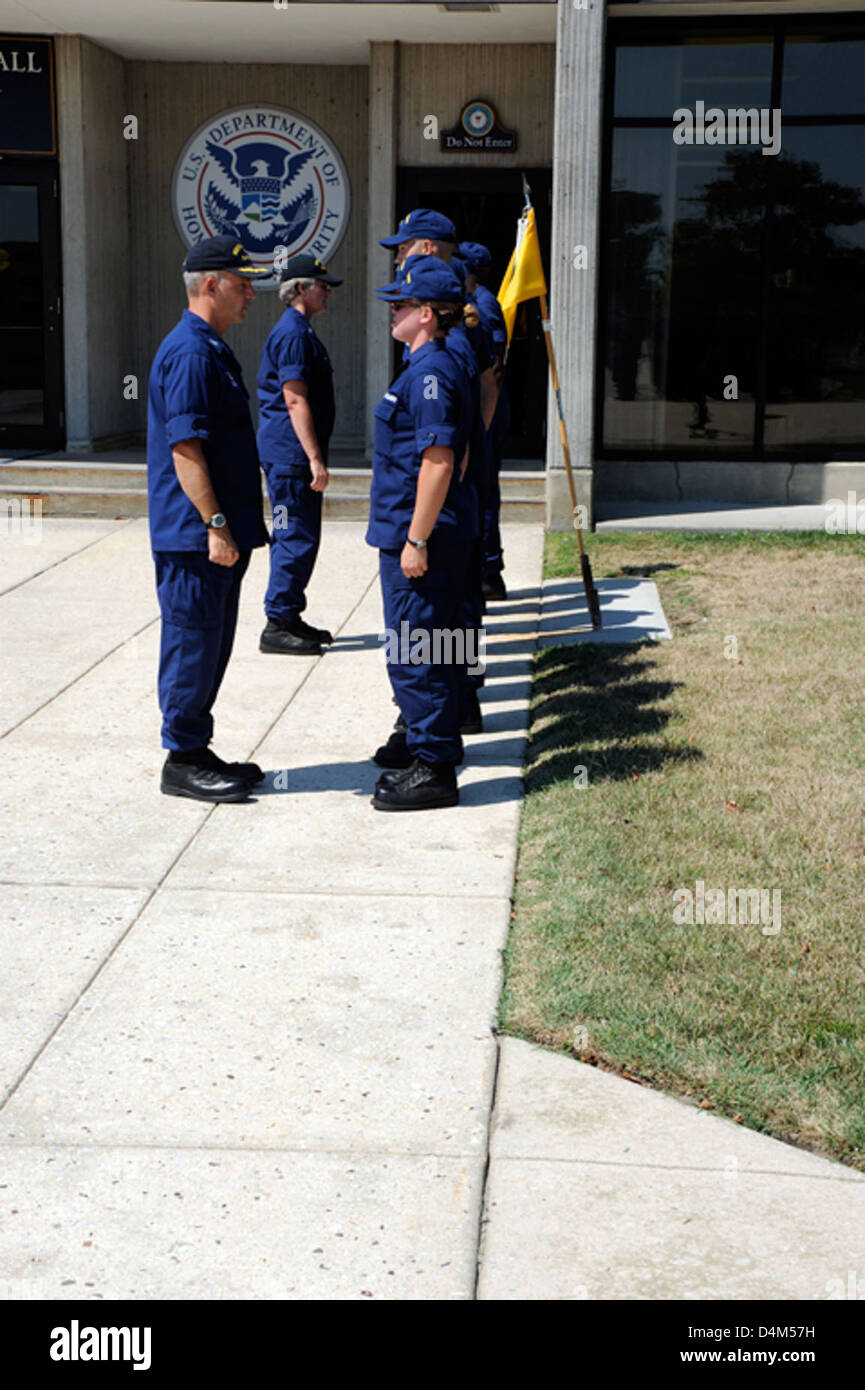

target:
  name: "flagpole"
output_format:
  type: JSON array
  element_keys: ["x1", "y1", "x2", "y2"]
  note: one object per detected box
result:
[
  {"x1": 538, "y1": 291, "x2": 602, "y2": 629},
  {"x1": 499, "y1": 176, "x2": 602, "y2": 629}
]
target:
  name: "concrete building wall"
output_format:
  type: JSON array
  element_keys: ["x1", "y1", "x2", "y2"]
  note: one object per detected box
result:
[
  {"x1": 124, "y1": 61, "x2": 369, "y2": 445},
  {"x1": 56, "y1": 36, "x2": 131, "y2": 449},
  {"x1": 396, "y1": 43, "x2": 554, "y2": 168},
  {"x1": 54, "y1": 43, "x2": 553, "y2": 452}
]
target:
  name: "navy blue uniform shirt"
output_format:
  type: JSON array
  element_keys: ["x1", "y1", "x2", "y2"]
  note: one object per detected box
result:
[
  {"x1": 147, "y1": 309, "x2": 267, "y2": 554},
  {"x1": 462, "y1": 307, "x2": 492, "y2": 377},
  {"x1": 257, "y1": 305, "x2": 335, "y2": 472},
  {"x1": 402, "y1": 320, "x2": 488, "y2": 381},
  {"x1": 367, "y1": 339, "x2": 475, "y2": 550},
  {"x1": 473, "y1": 285, "x2": 508, "y2": 359},
  {"x1": 440, "y1": 321, "x2": 489, "y2": 494}
]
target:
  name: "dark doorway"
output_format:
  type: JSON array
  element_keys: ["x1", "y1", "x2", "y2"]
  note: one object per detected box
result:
[
  {"x1": 0, "y1": 162, "x2": 64, "y2": 452},
  {"x1": 396, "y1": 166, "x2": 552, "y2": 463}
]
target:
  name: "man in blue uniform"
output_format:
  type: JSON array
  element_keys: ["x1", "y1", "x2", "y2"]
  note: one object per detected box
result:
[
  {"x1": 367, "y1": 257, "x2": 475, "y2": 811},
  {"x1": 257, "y1": 252, "x2": 342, "y2": 656},
  {"x1": 459, "y1": 240, "x2": 510, "y2": 600},
  {"x1": 147, "y1": 235, "x2": 270, "y2": 802},
  {"x1": 380, "y1": 207, "x2": 459, "y2": 272},
  {"x1": 380, "y1": 211, "x2": 499, "y2": 436}
]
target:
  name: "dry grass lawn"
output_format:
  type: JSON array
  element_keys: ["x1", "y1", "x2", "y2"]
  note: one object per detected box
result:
[{"x1": 499, "y1": 530, "x2": 865, "y2": 1168}]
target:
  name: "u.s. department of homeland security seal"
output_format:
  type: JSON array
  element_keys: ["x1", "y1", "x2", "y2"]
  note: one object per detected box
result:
[{"x1": 171, "y1": 104, "x2": 350, "y2": 285}]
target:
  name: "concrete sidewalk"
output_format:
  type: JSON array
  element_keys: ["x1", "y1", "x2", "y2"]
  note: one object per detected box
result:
[
  {"x1": 596, "y1": 500, "x2": 834, "y2": 531},
  {"x1": 0, "y1": 518, "x2": 541, "y2": 1300},
  {"x1": 481, "y1": 1041, "x2": 865, "y2": 1301},
  {"x1": 2, "y1": 518, "x2": 863, "y2": 1301}
]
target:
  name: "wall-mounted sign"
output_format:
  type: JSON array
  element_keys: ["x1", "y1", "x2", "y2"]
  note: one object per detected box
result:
[
  {"x1": 440, "y1": 100, "x2": 517, "y2": 154},
  {"x1": 171, "y1": 104, "x2": 350, "y2": 282},
  {"x1": 0, "y1": 36, "x2": 56, "y2": 156}
]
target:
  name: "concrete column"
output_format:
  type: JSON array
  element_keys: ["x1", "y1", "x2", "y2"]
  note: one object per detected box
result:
[
  {"x1": 55, "y1": 36, "x2": 130, "y2": 451},
  {"x1": 546, "y1": 0, "x2": 606, "y2": 530},
  {"x1": 55, "y1": 36, "x2": 89, "y2": 449},
  {"x1": 365, "y1": 41, "x2": 399, "y2": 459}
]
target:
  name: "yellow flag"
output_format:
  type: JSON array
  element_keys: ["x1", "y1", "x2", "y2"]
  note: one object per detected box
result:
[{"x1": 497, "y1": 205, "x2": 547, "y2": 346}]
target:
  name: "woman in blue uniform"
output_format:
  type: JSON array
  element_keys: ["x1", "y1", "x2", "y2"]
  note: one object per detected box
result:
[
  {"x1": 367, "y1": 257, "x2": 474, "y2": 812},
  {"x1": 256, "y1": 253, "x2": 342, "y2": 656}
]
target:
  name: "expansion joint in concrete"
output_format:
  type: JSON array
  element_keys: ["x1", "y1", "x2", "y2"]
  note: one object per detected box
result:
[{"x1": 472, "y1": 1027, "x2": 503, "y2": 1300}]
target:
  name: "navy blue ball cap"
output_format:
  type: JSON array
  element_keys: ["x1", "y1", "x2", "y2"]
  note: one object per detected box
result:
[
  {"x1": 182, "y1": 234, "x2": 272, "y2": 277},
  {"x1": 450, "y1": 253, "x2": 469, "y2": 286},
  {"x1": 374, "y1": 252, "x2": 421, "y2": 297},
  {"x1": 458, "y1": 241, "x2": 492, "y2": 271},
  {"x1": 379, "y1": 208, "x2": 457, "y2": 249},
  {"x1": 376, "y1": 254, "x2": 464, "y2": 304},
  {"x1": 278, "y1": 252, "x2": 342, "y2": 286}
]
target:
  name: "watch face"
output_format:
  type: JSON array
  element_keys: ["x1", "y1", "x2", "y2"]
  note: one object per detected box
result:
[{"x1": 211, "y1": 513, "x2": 226, "y2": 528}]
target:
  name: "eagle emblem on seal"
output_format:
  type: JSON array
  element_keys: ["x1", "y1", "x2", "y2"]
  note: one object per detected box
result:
[{"x1": 202, "y1": 140, "x2": 319, "y2": 252}]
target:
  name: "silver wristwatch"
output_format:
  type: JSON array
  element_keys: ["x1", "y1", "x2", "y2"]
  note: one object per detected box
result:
[
  {"x1": 206, "y1": 512, "x2": 227, "y2": 530},
  {"x1": 406, "y1": 537, "x2": 427, "y2": 550}
]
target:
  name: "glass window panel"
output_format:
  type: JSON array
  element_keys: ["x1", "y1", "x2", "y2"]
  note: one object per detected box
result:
[
  {"x1": 764, "y1": 127, "x2": 865, "y2": 450},
  {"x1": 782, "y1": 35, "x2": 865, "y2": 117},
  {"x1": 0, "y1": 184, "x2": 39, "y2": 241},
  {"x1": 602, "y1": 129, "x2": 761, "y2": 452},
  {"x1": 614, "y1": 37, "x2": 773, "y2": 119},
  {"x1": 0, "y1": 185, "x2": 44, "y2": 427}
]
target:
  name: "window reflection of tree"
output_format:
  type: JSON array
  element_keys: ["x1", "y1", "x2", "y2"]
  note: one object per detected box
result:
[
  {"x1": 606, "y1": 149, "x2": 865, "y2": 447},
  {"x1": 671, "y1": 150, "x2": 865, "y2": 437},
  {"x1": 607, "y1": 189, "x2": 665, "y2": 405}
]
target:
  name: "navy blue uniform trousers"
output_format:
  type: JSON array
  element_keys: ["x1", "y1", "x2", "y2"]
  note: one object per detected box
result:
[
  {"x1": 262, "y1": 468, "x2": 322, "y2": 622},
  {"x1": 155, "y1": 549, "x2": 250, "y2": 751},
  {"x1": 380, "y1": 536, "x2": 469, "y2": 767}
]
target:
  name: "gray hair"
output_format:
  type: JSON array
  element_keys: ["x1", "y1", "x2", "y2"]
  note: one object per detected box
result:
[
  {"x1": 279, "y1": 277, "x2": 315, "y2": 306},
  {"x1": 183, "y1": 268, "x2": 228, "y2": 296}
]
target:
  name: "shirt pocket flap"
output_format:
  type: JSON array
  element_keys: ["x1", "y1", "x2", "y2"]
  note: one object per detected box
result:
[{"x1": 373, "y1": 393, "x2": 399, "y2": 423}]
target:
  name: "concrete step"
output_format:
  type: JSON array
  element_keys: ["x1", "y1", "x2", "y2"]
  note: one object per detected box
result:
[
  {"x1": 0, "y1": 482, "x2": 150, "y2": 519},
  {"x1": 0, "y1": 462, "x2": 546, "y2": 520},
  {"x1": 0, "y1": 461, "x2": 148, "y2": 489}
]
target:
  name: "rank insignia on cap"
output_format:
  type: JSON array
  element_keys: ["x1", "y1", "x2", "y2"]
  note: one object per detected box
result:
[{"x1": 233, "y1": 243, "x2": 243, "y2": 256}]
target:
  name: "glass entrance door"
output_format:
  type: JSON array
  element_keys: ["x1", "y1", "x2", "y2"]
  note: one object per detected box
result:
[{"x1": 0, "y1": 163, "x2": 63, "y2": 451}]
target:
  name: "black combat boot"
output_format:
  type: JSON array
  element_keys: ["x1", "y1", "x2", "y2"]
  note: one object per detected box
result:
[{"x1": 372, "y1": 758, "x2": 458, "y2": 812}]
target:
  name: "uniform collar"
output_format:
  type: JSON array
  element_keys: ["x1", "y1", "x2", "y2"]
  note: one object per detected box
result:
[
  {"x1": 286, "y1": 304, "x2": 312, "y2": 331},
  {"x1": 183, "y1": 308, "x2": 221, "y2": 337},
  {"x1": 407, "y1": 338, "x2": 447, "y2": 366},
  {"x1": 182, "y1": 308, "x2": 229, "y2": 351}
]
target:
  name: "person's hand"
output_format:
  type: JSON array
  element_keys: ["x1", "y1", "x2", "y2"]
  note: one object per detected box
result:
[
  {"x1": 401, "y1": 541, "x2": 428, "y2": 579},
  {"x1": 310, "y1": 459, "x2": 329, "y2": 493},
  {"x1": 208, "y1": 526, "x2": 239, "y2": 567}
]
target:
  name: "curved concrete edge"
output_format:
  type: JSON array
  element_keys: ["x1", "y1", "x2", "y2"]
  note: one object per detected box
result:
[{"x1": 477, "y1": 1038, "x2": 865, "y2": 1301}]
